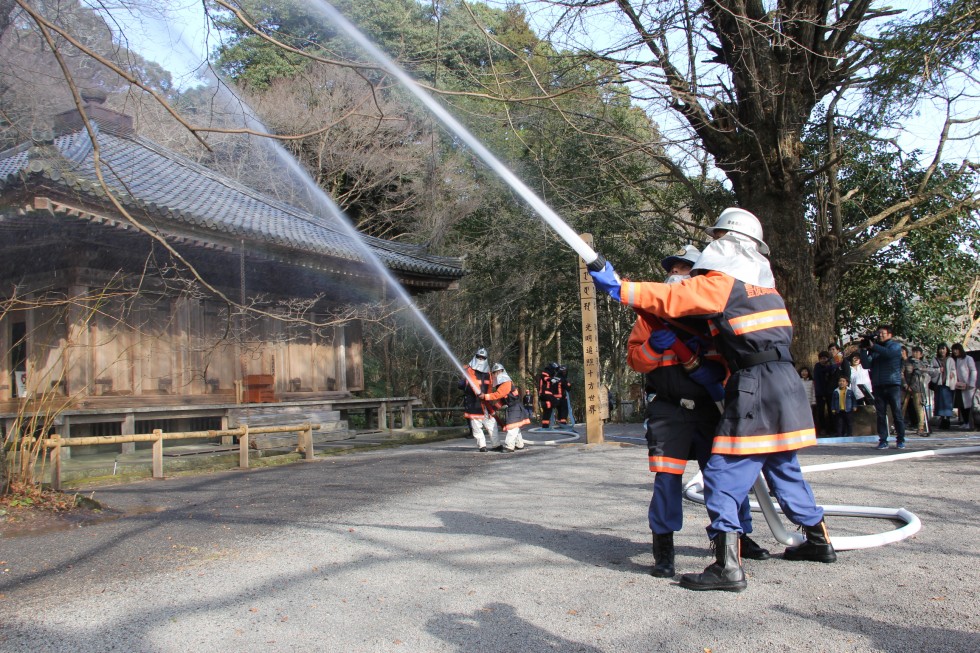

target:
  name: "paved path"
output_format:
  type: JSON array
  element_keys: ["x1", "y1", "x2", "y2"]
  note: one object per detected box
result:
[{"x1": 1, "y1": 426, "x2": 978, "y2": 652}]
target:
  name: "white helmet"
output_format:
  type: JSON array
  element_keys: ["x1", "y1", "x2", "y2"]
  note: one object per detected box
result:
[
  {"x1": 660, "y1": 244, "x2": 701, "y2": 272},
  {"x1": 706, "y1": 208, "x2": 769, "y2": 255},
  {"x1": 491, "y1": 363, "x2": 505, "y2": 373}
]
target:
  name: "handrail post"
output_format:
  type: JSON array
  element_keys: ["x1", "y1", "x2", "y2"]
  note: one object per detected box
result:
[
  {"x1": 152, "y1": 429, "x2": 164, "y2": 479},
  {"x1": 302, "y1": 423, "x2": 314, "y2": 461},
  {"x1": 50, "y1": 435, "x2": 62, "y2": 492},
  {"x1": 239, "y1": 425, "x2": 249, "y2": 469}
]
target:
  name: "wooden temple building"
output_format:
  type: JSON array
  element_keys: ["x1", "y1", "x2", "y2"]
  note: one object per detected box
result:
[{"x1": 0, "y1": 96, "x2": 464, "y2": 454}]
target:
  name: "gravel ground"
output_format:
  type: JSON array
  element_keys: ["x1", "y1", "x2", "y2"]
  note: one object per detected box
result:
[{"x1": 1, "y1": 426, "x2": 978, "y2": 653}]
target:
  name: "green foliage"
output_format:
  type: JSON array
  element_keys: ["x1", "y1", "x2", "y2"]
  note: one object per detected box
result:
[
  {"x1": 867, "y1": 0, "x2": 980, "y2": 120},
  {"x1": 806, "y1": 121, "x2": 980, "y2": 345}
]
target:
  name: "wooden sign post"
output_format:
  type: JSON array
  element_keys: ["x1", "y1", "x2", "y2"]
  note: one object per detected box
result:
[{"x1": 578, "y1": 233, "x2": 604, "y2": 444}]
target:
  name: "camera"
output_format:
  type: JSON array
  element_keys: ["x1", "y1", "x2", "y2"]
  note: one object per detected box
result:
[{"x1": 859, "y1": 332, "x2": 878, "y2": 348}]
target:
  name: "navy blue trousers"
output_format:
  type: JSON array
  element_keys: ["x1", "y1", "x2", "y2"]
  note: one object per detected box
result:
[
  {"x1": 703, "y1": 451, "x2": 823, "y2": 539},
  {"x1": 649, "y1": 472, "x2": 754, "y2": 535},
  {"x1": 874, "y1": 384, "x2": 906, "y2": 443}
]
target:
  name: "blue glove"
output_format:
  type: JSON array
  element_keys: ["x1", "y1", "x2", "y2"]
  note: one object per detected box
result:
[
  {"x1": 647, "y1": 328, "x2": 677, "y2": 353},
  {"x1": 689, "y1": 360, "x2": 726, "y2": 403},
  {"x1": 684, "y1": 336, "x2": 706, "y2": 358},
  {"x1": 589, "y1": 261, "x2": 621, "y2": 302}
]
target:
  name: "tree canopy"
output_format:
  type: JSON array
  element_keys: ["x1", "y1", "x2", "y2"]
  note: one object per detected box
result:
[{"x1": 1, "y1": 0, "x2": 978, "y2": 416}]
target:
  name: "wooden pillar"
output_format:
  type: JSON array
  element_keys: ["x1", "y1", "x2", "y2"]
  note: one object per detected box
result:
[
  {"x1": 0, "y1": 313, "x2": 10, "y2": 401},
  {"x1": 239, "y1": 425, "x2": 249, "y2": 469},
  {"x1": 578, "y1": 234, "x2": 604, "y2": 444},
  {"x1": 334, "y1": 325, "x2": 347, "y2": 392},
  {"x1": 402, "y1": 403, "x2": 413, "y2": 430},
  {"x1": 59, "y1": 415, "x2": 72, "y2": 460},
  {"x1": 152, "y1": 428, "x2": 164, "y2": 479},
  {"x1": 220, "y1": 414, "x2": 233, "y2": 446},
  {"x1": 50, "y1": 436, "x2": 62, "y2": 491},
  {"x1": 302, "y1": 424, "x2": 314, "y2": 461},
  {"x1": 120, "y1": 413, "x2": 135, "y2": 454},
  {"x1": 378, "y1": 402, "x2": 388, "y2": 430}
]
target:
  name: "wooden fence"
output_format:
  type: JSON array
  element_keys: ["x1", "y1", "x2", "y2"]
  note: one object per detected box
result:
[{"x1": 41, "y1": 422, "x2": 320, "y2": 490}]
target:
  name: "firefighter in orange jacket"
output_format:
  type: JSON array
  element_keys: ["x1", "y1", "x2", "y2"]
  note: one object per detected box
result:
[
  {"x1": 591, "y1": 208, "x2": 836, "y2": 592},
  {"x1": 482, "y1": 363, "x2": 529, "y2": 452},
  {"x1": 458, "y1": 348, "x2": 502, "y2": 452},
  {"x1": 628, "y1": 245, "x2": 769, "y2": 579}
]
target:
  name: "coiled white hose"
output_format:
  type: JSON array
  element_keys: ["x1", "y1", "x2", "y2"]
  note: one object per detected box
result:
[
  {"x1": 683, "y1": 446, "x2": 980, "y2": 550},
  {"x1": 523, "y1": 426, "x2": 581, "y2": 445}
]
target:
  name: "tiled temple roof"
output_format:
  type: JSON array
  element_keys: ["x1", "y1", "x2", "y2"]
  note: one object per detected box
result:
[{"x1": 0, "y1": 112, "x2": 465, "y2": 283}]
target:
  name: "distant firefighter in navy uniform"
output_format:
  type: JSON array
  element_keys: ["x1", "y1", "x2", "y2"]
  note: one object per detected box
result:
[
  {"x1": 537, "y1": 362, "x2": 563, "y2": 428},
  {"x1": 459, "y1": 348, "x2": 502, "y2": 452},
  {"x1": 591, "y1": 208, "x2": 837, "y2": 592},
  {"x1": 555, "y1": 364, "x2": 572, "y2": 425}
]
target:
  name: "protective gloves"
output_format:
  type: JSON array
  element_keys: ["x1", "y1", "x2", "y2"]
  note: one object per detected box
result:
[
  {"x1": 589, "y1": 260, "x2": 622, "y2": 302},
  {"x1": 689, "y1": 360, "x2": 726, "y2": 404},
  {"x1": 684, "y1": 336, "x2": 706, "y2": 358},
  {"x1": 647, "y1": 328, "x2": 677, "y2": 353}
]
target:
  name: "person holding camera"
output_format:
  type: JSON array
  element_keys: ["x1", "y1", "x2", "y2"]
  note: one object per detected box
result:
[{"x1": 859, "y1": 325, "x2": 907, "y2": 449}]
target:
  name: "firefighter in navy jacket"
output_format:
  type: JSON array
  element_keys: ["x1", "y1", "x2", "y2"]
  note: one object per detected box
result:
[
  {"x1": 537, "y1": 362, "x2": 563, "y2": 428},
  {"x1": 458, "y1": 348, "x2": 502, "y2": 452},
  {"x1": 627, "y1": 245, "x2": 769, "y2": 579},
  {"x1": 591, "y1": 208, "x2": 837, "y2": 592}
]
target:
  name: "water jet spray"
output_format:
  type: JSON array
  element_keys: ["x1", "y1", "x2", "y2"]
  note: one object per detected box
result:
[
  {"x1": 168, "y1": 63, "x2": 483, "y2": 394},
  {"x1": 308, "y1": 1, "x2": 608, "y2": 273}
]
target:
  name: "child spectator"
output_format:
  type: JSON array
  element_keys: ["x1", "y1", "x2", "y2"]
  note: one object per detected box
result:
[
  {"x1": 799, "y1": 367, "x2": 817, "y2": 427},
  {"x1": 830, "y1": 376, "x2": 858, "y2": 437}
]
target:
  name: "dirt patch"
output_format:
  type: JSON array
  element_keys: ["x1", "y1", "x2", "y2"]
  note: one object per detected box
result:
[
  {"x1": 0, "y1": 504, "x2": 119, "y2": 539},
  {"x1": 0, "y1": 485, "x2": 115, "y2": 539}
]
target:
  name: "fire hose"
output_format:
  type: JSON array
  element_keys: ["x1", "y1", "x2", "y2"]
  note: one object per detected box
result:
[{"x1": 683, "y1": 445, "x2": 980, "y2": 549}]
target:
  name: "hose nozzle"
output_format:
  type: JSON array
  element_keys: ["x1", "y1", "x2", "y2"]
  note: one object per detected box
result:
[{"x1": 586, "y1": 253, "x2": 607, "y2": 273}]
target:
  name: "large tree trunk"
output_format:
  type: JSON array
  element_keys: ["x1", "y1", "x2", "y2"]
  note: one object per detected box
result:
[
  {"x1": 734, "y1": 165, "x2": 840, "y2": 366},
  {"x1": 0, "y1": 0, "x2": 15, "y2": 36}
]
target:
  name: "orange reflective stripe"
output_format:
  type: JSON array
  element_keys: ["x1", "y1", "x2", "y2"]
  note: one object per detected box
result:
[
  {"x1": 622, "y1": 272, "x2": 732, "y2": 318},
  {"x1": 505, "y1": 418, "x2": 530, "y2": 430},
  {"x1": 728, "y1": 309, "x2": 792, "y2": 335},
  {"x1": 711, "y1": 429, "x2": 816, "y2": 455},
  {"x1": 649, "y1": 456, "x2": 688, "y2": 474}
]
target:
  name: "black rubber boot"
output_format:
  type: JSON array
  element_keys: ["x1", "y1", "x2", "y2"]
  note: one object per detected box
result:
[
  {"x1": 650, "y1": 532, "x2": 675, "y2": 578},
  {"x1": 679, "y1": 532, "x2": 747, "y2": 592},
  {"x1": 783, "y1": 520, "x2": 838, "y2": 563},
  {"x1": 739, "y1": 534, "x2": 771, "y2": 560}
]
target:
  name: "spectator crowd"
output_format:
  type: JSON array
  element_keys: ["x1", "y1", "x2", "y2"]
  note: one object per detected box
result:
[{"x1": 800, "y1": 332, "x2": 977, "y2": 441}]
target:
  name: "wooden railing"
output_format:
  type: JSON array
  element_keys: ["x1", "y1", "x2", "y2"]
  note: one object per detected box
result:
[
  {"x1": 40, "y1": 422, "x2": 320, "y2": 490},
  {"x1": 413, "y1": 407, "x2": 466, "y2": 427}
]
